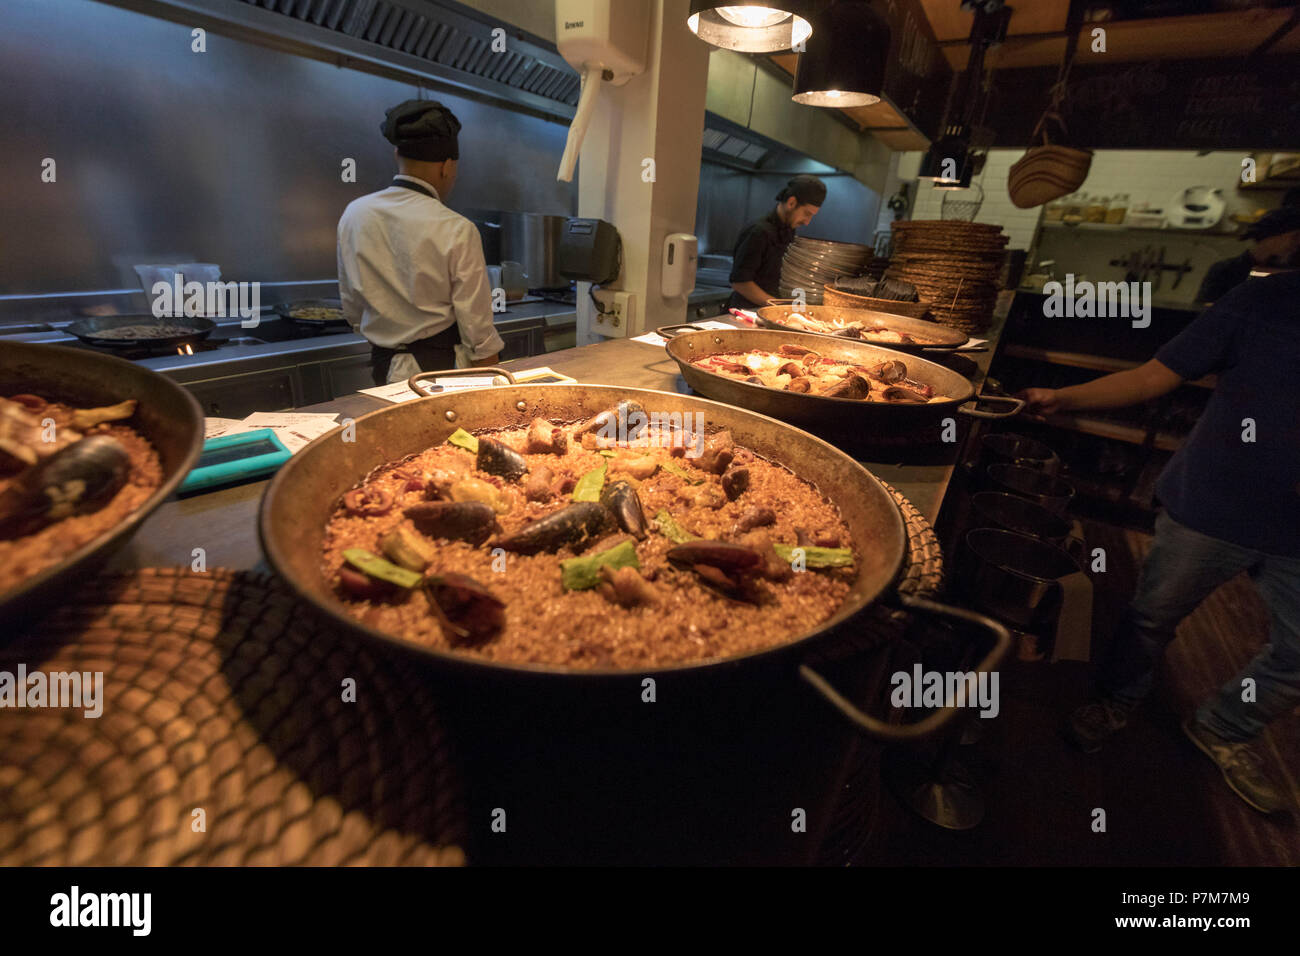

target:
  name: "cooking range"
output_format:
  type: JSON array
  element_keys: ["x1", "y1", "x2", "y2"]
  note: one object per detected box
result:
[{"x1": 50, "y1": 314, "x2": 355, "y2": 359}]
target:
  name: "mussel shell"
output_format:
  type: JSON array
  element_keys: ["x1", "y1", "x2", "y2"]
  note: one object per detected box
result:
[
  {"x1": 599, "y1": 480, "x2": 648, "y2": 540},
  {"x1": 882, "y1": 385, "x2": 929, "y2": 404},
  {"x1": 822, "y1": 374, "x2": 870, "y2": 400},
  {"x1": 0, "y1": 435, "x2": 130, "y2": 539},
  {"x1": 476, "y1": 437, "x2": 529, "y2": 481},
  {"x1": 495, "y1": 501, "x2": 613, "y2": 555},
  {"x1": 404, "y1": 500, "x2": 500, "y2": 545},
  {"x1": 870, "y1": 360, "x2": 908, "y2": 385}
]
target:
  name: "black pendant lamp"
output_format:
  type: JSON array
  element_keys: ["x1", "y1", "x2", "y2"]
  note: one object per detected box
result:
[
  {"x1": 792, "y1": 2, "x2": 890, "y2": 107},
  {"x1": 933, "y1": 154, "x2": 973, "y2": 190},
  {"x1": 687, "y1": 1, "x2": 820, "y2": 52},
  {"x1": 918, "y1": 124, "x2": 972, "y2": 184}
]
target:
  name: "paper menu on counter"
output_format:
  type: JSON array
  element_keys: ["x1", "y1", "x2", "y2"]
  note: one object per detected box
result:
[
  {"x1": 204, "y1": 417, "x2": 250, "y2": 440},
  {"x1": 631, "y1": 320, "x2": 737, "y2": 348},
  {"x1": 356, "y1": 380, "x2": 421, "y2": 404},
  {"x1": 201, "y1": 412, "x2": 340, "y2": 453},
  {"x1": 240, "y1": 412, "x2": 341, "y2": 453}
]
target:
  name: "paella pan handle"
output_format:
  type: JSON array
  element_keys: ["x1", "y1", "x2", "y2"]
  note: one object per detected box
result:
[
  {"x1": 956, "y1": 395, "x2": 1025, "y2": 420},
  {"x1": 657, "y1": 324, "x2": 706, "y2": 341},
  {"x1": 798, "y1": 594, "x2": 1012, "y2": 743},
  {"x1": 407, "y1": 366, "x2": 517, "y2": 398}
]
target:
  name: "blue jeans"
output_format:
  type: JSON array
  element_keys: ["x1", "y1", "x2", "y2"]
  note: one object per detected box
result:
[{"x1": 1100, "y1": 510, "x2": 1300, "y2": 741}]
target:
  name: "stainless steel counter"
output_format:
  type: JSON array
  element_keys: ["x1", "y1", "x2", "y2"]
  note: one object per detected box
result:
[{"x1": 0, "y1": 284, "x2": 730, "y2": 417}]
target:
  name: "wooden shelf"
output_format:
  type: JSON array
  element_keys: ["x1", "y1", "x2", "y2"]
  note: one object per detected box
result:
[
  {"x1": 1023, "y1": 412, "x2": 1184, "y2": 452},
  {"x1": 1002, "y1": 344, "x2": 1217, "y2": 389},
  {"x1": 1041, "y1": 221, "x2": 1239, "y2": 238}
]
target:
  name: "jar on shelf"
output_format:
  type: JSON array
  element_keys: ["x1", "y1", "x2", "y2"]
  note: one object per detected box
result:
[
  {"x1": 1062, "y1": 193, "x2": 1085, "y2": 224},
  {"x1": 1044, "y1": 196, "x2": 1066, "y2": 221},
  {"x1": 1106, "y1": 193, "x2": 1129, "y2": 224},
  {"x1": 1085, "y1": 196, "x2": 1109, "y2": 223}
]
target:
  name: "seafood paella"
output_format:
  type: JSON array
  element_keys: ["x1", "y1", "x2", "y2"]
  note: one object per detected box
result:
[
  {"x1": 692, "y1": 344, "x2": 946, "y2": 404},
  {"x1": 0, "y1": 394, "x2": 162, "y2": 594},
  {"x1": 778, "y1": 310, "x2": 944, "y2": 346},
  {"x1": 321, "y1": 401, "x2": 858, "y2": 669}
]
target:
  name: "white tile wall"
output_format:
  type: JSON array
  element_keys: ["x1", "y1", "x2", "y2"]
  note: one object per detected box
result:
[
  {"x1": 899, "y1": 149, "x2": 1044, "y2": 250},
  {"x1": 890, "y1": 148, "x2": 1289, "y2": 301},
  {"x1": 1066, "y1": 150, "x2": 1278, "y2": 221}
]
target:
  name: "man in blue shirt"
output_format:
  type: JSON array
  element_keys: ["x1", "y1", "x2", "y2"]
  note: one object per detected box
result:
[{"x1": 1019, "y1": 271, "x2": 1300, "y2": 814}]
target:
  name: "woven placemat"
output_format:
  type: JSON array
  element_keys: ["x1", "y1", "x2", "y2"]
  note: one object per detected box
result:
[
  {"x1": 0, "y1": 568, "x2": 465, "y2": 866},
  {"x1": 805, "y1": 480, "x2": 943, "y2": 666}
]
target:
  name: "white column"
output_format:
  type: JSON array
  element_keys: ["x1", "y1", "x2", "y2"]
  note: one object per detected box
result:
[{"x1": 574, "y1": 0, "x2": 710, "y2": 343}]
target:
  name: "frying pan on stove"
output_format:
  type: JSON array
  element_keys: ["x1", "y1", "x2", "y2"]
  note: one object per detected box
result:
[
  {"x1": 272, "y1": 299, "x2": 348, "y2": 328},
  {"x1": 65, "y1": 314, "x2": 216, "y2": 350}
]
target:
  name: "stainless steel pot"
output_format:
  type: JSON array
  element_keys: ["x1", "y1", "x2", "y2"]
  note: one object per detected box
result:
[
  {"x1": 979, "y1": 432, "x2": 1061, "y2": 476},
  {"x1": 986, "y1": 463, "x2": 1075, "y2": 515},
  {"x1": 970, "y1": 491, "x2": 1071, "y2": 545},
  {"x1": 960, "y1": 528, "x2": 1082, "y2": 631},
  {"x1": 497, "y1": 212, "x2": 566, "y2": 290}
]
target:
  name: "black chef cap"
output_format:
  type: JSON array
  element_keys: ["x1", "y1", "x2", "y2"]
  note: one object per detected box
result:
[
  {"x1": 382, "y1": 99, "x2": 461, "y2": 162},
  {"x1": 776, "y1": 174, "x2": 827, "y2": 207},
  {"x1": 1242, "y1": 206, "x2": 1300, "y2": 241}
]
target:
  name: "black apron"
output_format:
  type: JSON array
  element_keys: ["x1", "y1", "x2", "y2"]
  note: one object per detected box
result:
[{"x1": 367, "y1": 177, "x2": 462, "y2": 387}]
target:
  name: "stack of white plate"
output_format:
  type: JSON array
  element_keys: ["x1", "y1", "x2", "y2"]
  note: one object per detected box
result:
[{"x1": 779, "y1": 237, "x2": 873, "y2": 304}]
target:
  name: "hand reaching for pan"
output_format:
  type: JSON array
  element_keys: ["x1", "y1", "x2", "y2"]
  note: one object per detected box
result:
[{"x1": 1015, "y1": 387, "x2": 1066, "y2": 415}]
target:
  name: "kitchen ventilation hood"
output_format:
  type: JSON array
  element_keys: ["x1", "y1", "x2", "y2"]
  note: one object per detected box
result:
[{"x1": 108, "y1": 0, "x2": 583, "y2": 119}]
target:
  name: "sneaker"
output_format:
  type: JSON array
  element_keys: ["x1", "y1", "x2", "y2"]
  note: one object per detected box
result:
[
  {"x1": 1066, "y1": 696, "x2": 1133, "y2": 754},
  {"x1": 1182, "y1": 718, "x2": 1286, "y2": 815}
]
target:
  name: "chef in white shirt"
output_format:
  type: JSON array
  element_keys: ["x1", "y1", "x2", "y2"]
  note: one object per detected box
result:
[{"x1": 338, "y1": 99, "x2": 504, "y2": 386}]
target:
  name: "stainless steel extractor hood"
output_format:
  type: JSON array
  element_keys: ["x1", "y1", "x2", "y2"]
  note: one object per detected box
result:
[{"x1": 103, "y1": 0, "x2": 582, "y2": 120}]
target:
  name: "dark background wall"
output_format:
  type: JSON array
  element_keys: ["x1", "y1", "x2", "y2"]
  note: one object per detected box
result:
[{"x1": 985, "y1": 55, "x2": 1300, "y2": 149}]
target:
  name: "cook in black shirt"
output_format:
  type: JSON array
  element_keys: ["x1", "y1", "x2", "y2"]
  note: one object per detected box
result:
[
  {"x1": 1196, "y1": 205, "x2": 1300, "y2": 304},
  {"x1": 727, "y1": 175, "x2": 826, "y2": 310}
]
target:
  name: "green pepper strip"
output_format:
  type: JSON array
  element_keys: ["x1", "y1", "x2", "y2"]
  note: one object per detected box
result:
[
  {"x1": 343, "y1": 548, "x2": 424, "y2": 588},
  {"x1": 661, "y1": 461, "x2": 703, "y2": 485},
  {"x1": 560, "y1": 540, "x2": 640, "y2": 591},
  {"x1": 572, "y1": 461, "x2": 607, "y2": 501},
  {"x1": 773, "y1": 544, "x2": 855, "y2": 569},
  {"x1": 653, "y1": 510, "x2": 698, "y2": 545},
  {"x1": 447, "y1": 428, "x2": 478, "y2": 453}
]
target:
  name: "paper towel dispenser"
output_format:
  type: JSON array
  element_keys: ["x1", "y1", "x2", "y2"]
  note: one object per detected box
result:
[
  {"x1": 558, "y1": 218, "x2": 621, "y2": 285},
  {"x1": 661, "y1": 233, "x2": 698, "y2": 298}
]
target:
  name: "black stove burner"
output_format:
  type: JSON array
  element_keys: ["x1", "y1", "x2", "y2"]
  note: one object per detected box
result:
[
  {"x1": 72, "y1": 317, "x2": 352, "y2": 359},
  {"x1": 81, "y1": 338, "x2": 225, "y2": 360}
]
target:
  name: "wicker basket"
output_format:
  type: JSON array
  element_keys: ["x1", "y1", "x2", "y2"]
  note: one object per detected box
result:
[{"x1": 822, "y1": 283, "x2": 931, "y2": 318}]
